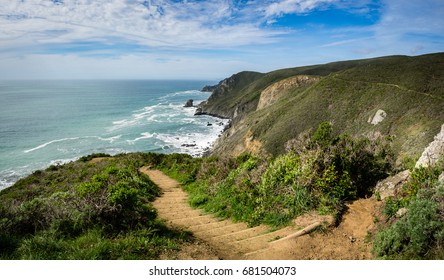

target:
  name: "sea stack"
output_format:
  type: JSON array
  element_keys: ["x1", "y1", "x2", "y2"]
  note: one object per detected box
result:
[{"x1": 184, "y1": 99, "x2": 194, "y2": 107}]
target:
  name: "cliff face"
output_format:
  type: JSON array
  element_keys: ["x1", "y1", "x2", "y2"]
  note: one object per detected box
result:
[
  {"x1": 203, "y1": 52, "x2": 444, "y2": 162},
  {"x1": 196, "y1": 71, "x2": 265, "y2": 119},
  {"x1": 257, "y1": 75, "x2": 320, "y2": 110}
]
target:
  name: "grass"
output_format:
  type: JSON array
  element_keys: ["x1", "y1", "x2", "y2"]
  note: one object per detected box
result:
[
  {"x1": 5, "y1": 225, "x2": 191, "y2": 260},
  {"x1": 0, "y1": 152, "x2": 192, "y2": 260}
]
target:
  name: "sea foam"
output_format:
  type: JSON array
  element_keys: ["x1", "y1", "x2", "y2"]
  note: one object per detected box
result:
[{"x1": 0, "y1": 80, "x2": 221, "y2": 190}]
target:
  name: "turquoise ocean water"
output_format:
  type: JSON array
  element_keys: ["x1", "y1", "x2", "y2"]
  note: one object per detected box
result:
[{"x1": 0, "y1": 80, "x2": 228, "y2": 190}]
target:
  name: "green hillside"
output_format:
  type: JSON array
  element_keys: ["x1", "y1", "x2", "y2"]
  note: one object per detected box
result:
[{"x1": 203, "y1": 53, "x2": 444, "y2": 163}]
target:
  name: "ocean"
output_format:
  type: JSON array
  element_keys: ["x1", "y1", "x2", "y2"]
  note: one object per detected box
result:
[{"x1": 0, "y1": 80, "x2": 228, "y2": 190}]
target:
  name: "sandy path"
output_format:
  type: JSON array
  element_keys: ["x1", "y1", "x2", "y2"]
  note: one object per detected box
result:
[{"x1": 140, "y1": 167, "x2": 375, "y2": 260}]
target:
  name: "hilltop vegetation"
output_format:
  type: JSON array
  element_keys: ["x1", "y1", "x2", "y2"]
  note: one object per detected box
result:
[{"x1": 202, "y1": 53, "x2": 444, "y2": 163}]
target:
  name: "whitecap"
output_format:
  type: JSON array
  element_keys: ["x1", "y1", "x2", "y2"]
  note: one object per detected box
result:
[
  {"x1": 108, "y1": 104, "x2": 165, "y2": 131},
  {"x1": 24, "y1": 135, "x2": 123, "y2": 154},
  {"x1": 49, "y1": 158, "x2": 77, "y2": 166},
  {"x1": 96, "y1": 135, "x2": 122, "y2": 143},
  {"x1": 152, "y1": 116, "x2": 230, "y2": 157},
  {"x1": 158, "y1": 90, "x2": 205, "y2": 101},
  {"x1": 24, "y1": 137, "x2": 80, "y2": 153},
  {"x1": 127, "y1": 132, "x2": 155, "y2": 145}
]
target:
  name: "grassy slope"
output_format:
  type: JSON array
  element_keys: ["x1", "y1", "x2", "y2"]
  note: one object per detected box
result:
[
  {"x1": 206, "y1": 53, "x2": 444, "y2": 162},
  {"x1": 0, "y1": 153, "x2": 193, "y2": 260}
]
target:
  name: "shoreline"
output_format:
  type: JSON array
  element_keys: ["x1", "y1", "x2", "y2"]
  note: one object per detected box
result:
[
  {"x1": 0, "y1": 117, "x2": 230, "y2": 191},
  {"x1": 0, "y1": 93, "x2": 227, "y2": 191}
]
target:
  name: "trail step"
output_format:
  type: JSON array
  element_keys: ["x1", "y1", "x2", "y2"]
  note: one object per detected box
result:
[
  {"x1": 140, "y1": 168, "x2": 307, "y2": 260},
  {"x1": 193, "y1": 223, "x2": 249, "y2": 238},
  {"x1": 234, "y1": 227, "x2": 297, "y2": 252},
  {"x1": 211, "y1": 225, "x2": 269, "y2": 242},
  {"x1": 189, "y1": 220, "x2": 234, "y2": 232}
]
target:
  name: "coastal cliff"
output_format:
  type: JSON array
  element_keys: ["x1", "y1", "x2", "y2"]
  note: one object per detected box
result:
[
  {"x1": 196, "y1": 71, "x2": 264, "y2": 119},
  {"x1": 201, "y1": 52, "x2": 444, "y2": 163}
]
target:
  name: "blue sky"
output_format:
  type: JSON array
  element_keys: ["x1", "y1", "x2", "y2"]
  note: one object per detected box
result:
[{"x1": 0, "y1": 0, "x2": 443, "y2": 80}]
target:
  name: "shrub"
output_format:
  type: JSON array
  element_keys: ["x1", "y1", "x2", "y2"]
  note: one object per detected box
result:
[
  {"x1": 401, "y1": 164, "x2": 442, "y2": 201},
  {"x1": 311, "y1": 121, "x2": 333, "y2": 148},
  {"x1": 315, "y1": 164, "x2": 354, "y2": 201},
  {"x1": 256, "y1": 153, "x2": 316, "y2": 225},
  {"x1": 0, "y1": 153, "x2": 197, "y2": 259},
  {"x1": 383, "y1": 197, "x2": 403, "y2": 219},
  {"x1": 108, "y1": 181, "x2": 139, "y2": 209},
  {"x1": 77, "y1": 181, "x2": 103, "y2": 197},
  {"x1": 373, "y1": 185, "x2": 444, "y2": 259}
]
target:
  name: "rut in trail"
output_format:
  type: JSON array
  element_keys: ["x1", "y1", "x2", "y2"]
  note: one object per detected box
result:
[{"x1": 140, "y1": 167, "x2": 338, "y2": 260}]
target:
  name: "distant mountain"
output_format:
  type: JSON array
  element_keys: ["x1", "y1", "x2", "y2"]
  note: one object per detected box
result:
[{"x1": 198, "y1": 52, "x2": 444, "y2": 164}]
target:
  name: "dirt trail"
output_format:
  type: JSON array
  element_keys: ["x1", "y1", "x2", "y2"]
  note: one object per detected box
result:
[
  {"x1": 251, "y1": 198, "x2": 377, "y2": 259},
  {"x1": 140, "y1": 167, "x2": 376, "y2": 260}
]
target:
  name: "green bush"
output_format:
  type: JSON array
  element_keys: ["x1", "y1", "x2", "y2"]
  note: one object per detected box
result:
[
  {"x1": 257, "y1": 153, "x2": 315, "y2": 225},
  {"x1": 315, "y1": 164, "x2": 354, "y2": 201},
  {"x1": 383, "y1": 197, "x2": 403, "y2": 219},
  {"x1": 402, "y1": 164, "x2": 442, "y2": 201},
  {"x1": 159, "y1": 153, "x2": 201, "y2": 184},
  {"x1": 108, "y1": 181, "x2": 139, "y2": 209},
  {"x1": 311, "y1": 121, "x2": 333, "y2": 148},
  {"x1": 373, "y1": 184, "x2": 444, "y2": 259},
  {"x1": 77, "y1": 181, "x2": 103, "y2": 197}
]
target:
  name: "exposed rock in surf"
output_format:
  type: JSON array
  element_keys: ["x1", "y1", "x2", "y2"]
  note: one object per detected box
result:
[
  {"x1": 194, "y1": 107, "x2": 203, "y2": 115},
  {"x1": 181, "y1": 143, "x2": 197, "y2": 147},
  {"x1": 184, "y1": 99, "x2": 194, "y2": 107}
]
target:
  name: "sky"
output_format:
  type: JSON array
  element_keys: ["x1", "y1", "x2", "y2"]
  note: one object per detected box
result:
[{"x1": 0, "y1": 0, "x2": 443, "y2": 80}]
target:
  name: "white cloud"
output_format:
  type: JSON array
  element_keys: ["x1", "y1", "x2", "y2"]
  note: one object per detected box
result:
[
  {"x1": 315, "y1": 0, "x2": 444, "y2": 58},
  {"x1": 376, "y1": 0, "x2": 444, "y2": 36},
  {"x1": 0, "y1": 0, "x2": 442, "y2": 80},
  {"x1": 0, "y1": 0, "x2": 284, "y2": 51},
  {"x1": 264, "y1": 0, "x2": 336, "y2": 17}
]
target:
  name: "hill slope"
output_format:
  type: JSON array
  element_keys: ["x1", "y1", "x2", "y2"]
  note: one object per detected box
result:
[{"x1": 200, "y1": 53, "x2": 444, "y2": 163}]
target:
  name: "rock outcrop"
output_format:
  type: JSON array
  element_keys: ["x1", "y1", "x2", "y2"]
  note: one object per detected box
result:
[
  {"x1": 184, "y1": 99, "x2": 194, "y2": 107},
  {"x1": 201, "y1": 85, "x2": 218, "y2": 92},
  {"x1": 415, "y1": 123, "x2": 444, "y2": 168},
  {"x1": 368, "y1": 109, "x2": 387, "y2": 125},
  {"x1": 257, "y1": 75, "x2": 320, "y2": 110},
  {"x1": 374, "y1": 170, "x2": 411, "y2": 200}
]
